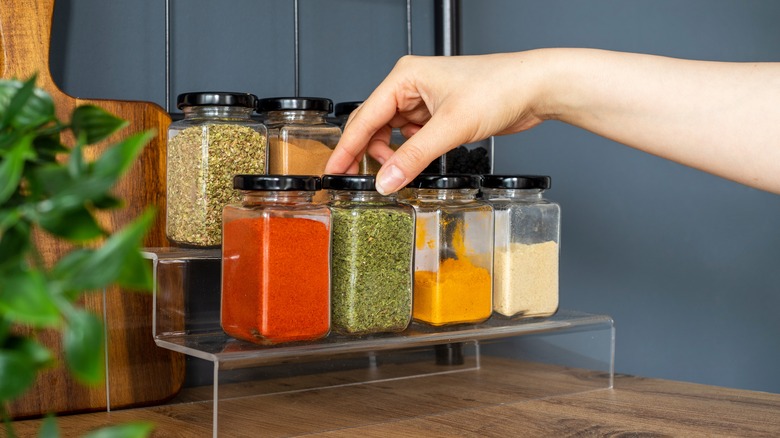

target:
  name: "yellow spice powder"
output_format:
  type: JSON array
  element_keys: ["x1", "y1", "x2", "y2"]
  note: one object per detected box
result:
[{"x1": 413, "y1": 257, "x2": 492, "y2": 326}]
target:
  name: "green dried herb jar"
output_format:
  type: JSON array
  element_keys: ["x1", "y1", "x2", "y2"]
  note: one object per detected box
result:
[
  {"x1": 323, "y1": 175, "x2": 415, "y2": 335},
  {"x1": 166, "y1": 92, "x2": 267, "y2": 247}
]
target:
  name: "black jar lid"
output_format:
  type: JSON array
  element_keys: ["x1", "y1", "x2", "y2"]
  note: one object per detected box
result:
[
  {"x1": 322, "y1": 174, "x2": 378, "y2": 191},
  {"x1": 333, "y1": 101, "x2": 363, "y2": 117},
  {"x1": 256, "y1": 97, "x2": 333, "y2": 113},
  {"x1": 177, "y1": 92, "x2": 257, "y2": 110},
  {"x1": 481, "y1": 175, "x2": 551, "y2": 190},
  {"x1": 233, "y1": 175, "x2": 321, "y2": 191},
  {"x1": 407, "y1": 174, "x2": 481, "y2": 190}
]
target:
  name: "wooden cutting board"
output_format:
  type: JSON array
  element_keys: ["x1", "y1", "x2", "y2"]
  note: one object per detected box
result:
[{"x1": 1, "y1": 0, "x2": 185, "y2": 417}]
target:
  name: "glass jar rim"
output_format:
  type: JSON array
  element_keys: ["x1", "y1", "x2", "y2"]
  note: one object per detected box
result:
[
  {"x1": 481, "y1": 175, "x2": 551, "y2": 190},
  {"x1": 233, "y1": 174, "x2": 321, "y2": 191},
  {"x1": 256, "y1": 97, "x2": 333, "y2": 113},
  {"x1": 407, "y1": 174, "x2": 481, "y2": 190},
  {"x1": 177, "y1": 92, "x2": 256, "y2": 110}
]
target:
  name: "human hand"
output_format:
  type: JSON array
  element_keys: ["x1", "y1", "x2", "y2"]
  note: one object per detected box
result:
[{"x1": 324, "y1": 51, "x2": 550, "y2": 194}]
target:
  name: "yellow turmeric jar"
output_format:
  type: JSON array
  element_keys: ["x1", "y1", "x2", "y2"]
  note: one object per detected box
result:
[{"x1": 404, "y1": 175, "x2": 494, "y2": 326}]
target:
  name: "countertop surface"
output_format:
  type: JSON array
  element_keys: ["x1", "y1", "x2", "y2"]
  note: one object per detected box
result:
[{"x1": 12, "y1": 357, "x2": 780, "y2": 437}]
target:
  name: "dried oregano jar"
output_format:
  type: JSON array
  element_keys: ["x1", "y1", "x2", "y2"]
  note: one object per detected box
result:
[
  {"x1": 482, "y1": 175, "x2": 560, "y2": 319},
  {"x1": 166, "y1": 92, "x2": 267, "y2": 247},
  {"x1": 404, "y1": 175, "x2": 494, "y2": 326},
  {"x1": 323, "y1": 175, "x2": 415, "y2": 335}
]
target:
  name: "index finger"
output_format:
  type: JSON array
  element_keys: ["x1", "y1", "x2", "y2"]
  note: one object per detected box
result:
[{"x1": 325, "y1": 85, "x2": 400, "y2": 174}]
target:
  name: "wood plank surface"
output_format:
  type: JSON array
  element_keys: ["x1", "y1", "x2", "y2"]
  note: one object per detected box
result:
[
  {"x1": 1, "y1": 0, "x2": 184, "y2": 416},
  {"x1": 11, "y1": 357, "x2": 780, "y2": 437}
]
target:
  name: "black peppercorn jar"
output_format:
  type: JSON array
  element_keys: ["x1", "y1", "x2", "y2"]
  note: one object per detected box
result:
[
  {"x1": 166, "y1": 92, "x2": 267, "y2": 247},
  {"x1": 323, "y1": 174, "x2": 415, "y2": 335},
  {"x1": 482, "y1": 175, "x2": 560, "y2": 319}
]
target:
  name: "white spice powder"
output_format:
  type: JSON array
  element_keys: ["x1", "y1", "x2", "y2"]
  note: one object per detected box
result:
[{"x1": 493, "y1": 241, "x2": 559, "y2": 318}]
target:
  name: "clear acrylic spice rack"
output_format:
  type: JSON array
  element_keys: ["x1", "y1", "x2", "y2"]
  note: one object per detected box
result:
[{"x1": 144, "y1": 247, "x2": 615, "y2": 437}]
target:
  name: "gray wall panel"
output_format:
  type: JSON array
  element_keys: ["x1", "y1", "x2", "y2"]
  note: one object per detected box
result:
[{"x1": 50, "y1": 0, "x2": 780, "y2": 393}]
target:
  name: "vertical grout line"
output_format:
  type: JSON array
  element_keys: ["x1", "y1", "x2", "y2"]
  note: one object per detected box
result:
[
  {"x1": 165, "y1": 0, "x2": 171, "y2": 113},
  {"x1": 406, "y1": 0, "x2": 413, "y2": 55},
  {"x1": 293, "y1": 0, "x2": 300, "y2": 97},
  {"x1": 103, "y1": 287, "x2": 111, "y2": 412}
]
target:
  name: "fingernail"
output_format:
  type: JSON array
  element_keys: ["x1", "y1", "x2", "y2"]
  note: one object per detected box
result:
[{"x1": 376, "y1": 164, "x2": 406, "y2": 195}]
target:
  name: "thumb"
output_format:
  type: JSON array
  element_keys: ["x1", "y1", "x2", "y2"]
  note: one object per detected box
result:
[{"x1": 375, "y1": 113, "x2": 471, "y2": 195}]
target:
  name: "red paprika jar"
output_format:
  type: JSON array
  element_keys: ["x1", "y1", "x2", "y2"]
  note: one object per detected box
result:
[{"x1": 221, "y1": 175, "x2": 331, "y2": 344}]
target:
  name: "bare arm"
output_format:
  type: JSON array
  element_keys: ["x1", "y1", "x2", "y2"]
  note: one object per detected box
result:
[{"x1": 325, "y1": 48, "x2": 780, "y2": 195}]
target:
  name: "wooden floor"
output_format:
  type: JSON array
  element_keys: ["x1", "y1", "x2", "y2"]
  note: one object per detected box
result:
[{"x1": 11, "y1": 357, "x2": 780, "y2": 437}]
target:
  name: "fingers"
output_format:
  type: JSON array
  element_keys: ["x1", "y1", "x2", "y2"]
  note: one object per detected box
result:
[
  {"x1": 375, "y1": 109, "x2": 472, "y2": 195},
  {"x1": 325, "y1": 85, "x2": 400, "y2": 175}
]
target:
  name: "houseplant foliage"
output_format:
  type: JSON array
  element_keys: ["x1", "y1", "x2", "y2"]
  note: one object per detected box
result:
[{"x1": 0, "y1": 76, "x2": 154, "y2": 437}]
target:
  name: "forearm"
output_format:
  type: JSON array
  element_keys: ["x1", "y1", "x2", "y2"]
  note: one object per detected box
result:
[{"x1": 535, "y1": 48, "x2": 780, "y2": 194}]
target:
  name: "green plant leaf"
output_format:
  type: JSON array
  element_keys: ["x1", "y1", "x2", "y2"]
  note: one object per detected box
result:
[
  {"x1": 62, "y1": 309, "x2": 104, "y2": 385},
  {"x1": 51, "y1": 209, "x2": 155, "y2": 293},
  {"x1": 31, "y1": 130, "x2": 67, "y2": 163},
  {"x1": 71, "y1": 105, "x2": 128, "y2": 145},
  {"x1": 0, "y1": 77, "x2": 55, "y2": 130},
  {"x1": 9, "y1": 336, "x2": 54, "y2": 368},
  {"x1": 37, "y1": 205, "x2": 105, "y2": 242},
  {"x1": 0, "y1": 133, "x2": 35, "y2": 204},
  {"x1": 38, "y1": 415, "x2": 59, "y2": 438},
  {"x1": 0, "y1": 338, "x2": 52, "y2": 401},
  {"x1": 67, "y1": 143, "x2": 86, "y2": 178},
  {"x1": 28, "y1": 131, "x2": 154, "y2": 212},
  {"x1": 0, "y1": 220, "x2": 29, "y2": 270},
  {"x1": 0, "y1": 269, "x2": 61, "y2": 327},
  {"x1": 0, "y1": 317, "x2": 10, "y2": 344},
  {"x1": 27, "y1": 164, "x2": 71, "y2": 198},
  {"x1": 49, "y1": 249, "x2": 93, "y2": 302},
  {"x1": 83, "y1": 422, "x2": 154, "y2": 438},
  {"x1": 91, "y1": 194, "x2": 123, "y2": 210},
  {"x1": 0, "y1": 350, "x2": 37, "y2": 402},
  {"x1": 115, "y1": 250, "x2": 153, "y2": 292},
  {"x1": 92, "y1": 130, "x2": 155, "y2": 180}
]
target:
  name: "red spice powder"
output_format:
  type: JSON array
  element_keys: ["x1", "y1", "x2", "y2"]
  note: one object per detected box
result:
[{"x1": 221, "y1": 216, "x2": 330, "y2": 344}]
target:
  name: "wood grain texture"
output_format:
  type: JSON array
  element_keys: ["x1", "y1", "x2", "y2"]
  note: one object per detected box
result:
[
  {"x1": 1, "y1": 0, "x2": 184, "y2": 417},
  {"x1": 11, "y1": 357, "x2": 780, "y2": 437}
]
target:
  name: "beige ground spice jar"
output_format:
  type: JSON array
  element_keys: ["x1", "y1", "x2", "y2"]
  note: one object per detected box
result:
[{"x1": 482, "y1": 175, "x2": 560, "y2": 319}]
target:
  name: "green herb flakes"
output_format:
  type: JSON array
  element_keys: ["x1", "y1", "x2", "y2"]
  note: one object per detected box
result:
[{"x1": 330, "y1": 206, "x2": 414, "y2": 335}]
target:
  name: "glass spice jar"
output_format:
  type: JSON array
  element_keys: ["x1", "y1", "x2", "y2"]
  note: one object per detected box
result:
[
  {"x1": 166, "y1": 92, "x2": 267, "y2": 247},
  {"x1": 482, "y1": 175, "x2": 560, "y2": 319},
  {"x1": 221, "y1": 175, "x2": 331, "y2": 344},
  {"x1": 257, "y1": 97, "x2": 341, "y2": 179},
  {"x1": 323, "y1": 175, "x2": 415, "y2": 335},
  {"x1": 333, "y1": 101, "x2": 403, "y2": 175},
  {"x1": 404, "y1": 175, "x2": 494, "y2": 326}
]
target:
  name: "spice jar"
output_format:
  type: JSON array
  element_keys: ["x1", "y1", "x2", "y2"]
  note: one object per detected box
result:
[
  {"x1": 404, "y1": 175, "x2": 494, "y2": 326},
  {"x1": 166, "y1": 92, "x2": 267, "y2": 247},
  {"x1": 257, "y1": 97, "x2": 340, "y2": 177},
  {"x1": 482, "y1": 175, "x2": 560, "y2": 319},
  {"x1": 221, "y1": 175, "x2": 331, "y2": 344},
  {"x1": 334, "y1": 101, "x2": 403, "y2": 175},
  {"x1": 323, "y1": 175, "x2": 415, "y2": 335}
]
